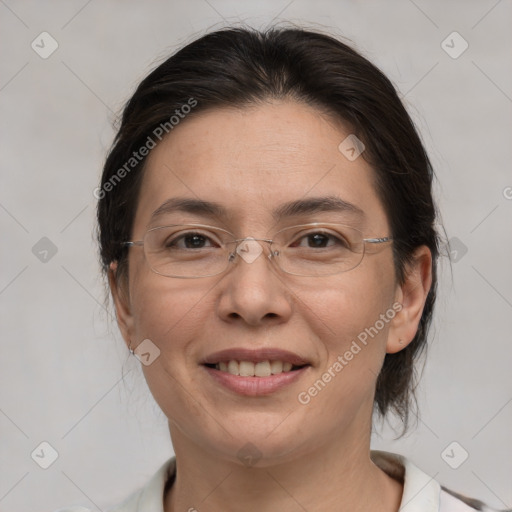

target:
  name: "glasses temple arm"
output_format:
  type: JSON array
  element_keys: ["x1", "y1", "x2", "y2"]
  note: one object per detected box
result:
[{"x1": 364, "y1": 237, "x2": 393, "y2": 244}]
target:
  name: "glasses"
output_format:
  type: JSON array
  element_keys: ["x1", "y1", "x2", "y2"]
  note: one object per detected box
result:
[{"x1": 122, "y1": 223, "x2": 392, "y2": 278}]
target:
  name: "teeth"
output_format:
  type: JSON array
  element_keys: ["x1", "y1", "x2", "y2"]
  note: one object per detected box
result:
[
  {"x1": 270, "y1": 360, "x2": 283, "y2": 374},
  {"x1": 227, "y1": 360, "x2": 239, "y2": 375},
  {"x1": 255, "y1": 361, "x2": 271, "y2": 377},
  {"x1": 214, "y1": 360, "x2": 301, "y2": 377},
  {"x1": 239, "y1": 361, "x2": 254, "y2": 377}
]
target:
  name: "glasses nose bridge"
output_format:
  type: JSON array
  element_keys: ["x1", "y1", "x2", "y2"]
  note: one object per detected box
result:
[
  {"x1": 229, "y1": 236, "x2": 277, "y2": 266},
  {"x1": 233, "y1": 236, "x2": 274, "y2": 246}
]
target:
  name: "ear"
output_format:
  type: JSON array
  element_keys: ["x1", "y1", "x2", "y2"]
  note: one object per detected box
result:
[
  {"x1": 108, "y1": 262, "x2": 135, "y2": 350},
  {"x1": 386, "y1": 245, "x2": 433, "y2": 354}
]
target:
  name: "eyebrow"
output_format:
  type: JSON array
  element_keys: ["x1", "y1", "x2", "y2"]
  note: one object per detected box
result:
[
  {"x1": 273, "y1": 196, "x2": 364, "y2": 220},
  {"x1": 150, "y1": 195, "x2": 364, "y2": 223}
]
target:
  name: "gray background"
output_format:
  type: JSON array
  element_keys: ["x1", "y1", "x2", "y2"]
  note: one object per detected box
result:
[{"x1": 1, "y1": 1, "x2": 511, "y2": 510}]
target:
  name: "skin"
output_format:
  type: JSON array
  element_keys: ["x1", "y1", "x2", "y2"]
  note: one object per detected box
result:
[{"x1": 110, "y1": 100, "x2": 432, "y2": 512}]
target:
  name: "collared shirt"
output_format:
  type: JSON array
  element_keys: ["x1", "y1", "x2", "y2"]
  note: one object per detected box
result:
[{"x1": 56, "y1": 451, "x2": 503, "y2": 512}]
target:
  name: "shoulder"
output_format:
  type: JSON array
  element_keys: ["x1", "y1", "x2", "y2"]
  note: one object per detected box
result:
[
  {"x1": 54, "y1": 457, "x2": 175, "y2": 512},
  {"x1": 53, "y1": 493, "x2": 142, "y2": 512},
  {"x1": 440, "y1": 487, "x2": 511, "y2": 512},
  {"x1": 371, "y1": 450, "x2": 508, "y2": 512},
  {"x1": 54, "y1": 508, "x2": 94, "y2": 512},
  {"x1": 54, "y1": 487, "x2": 143, "y2": 512}
]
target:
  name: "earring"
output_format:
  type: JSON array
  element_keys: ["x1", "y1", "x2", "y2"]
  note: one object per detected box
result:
[
  {"x1": 398, "y1": 338, "x2": 404, "y2": 345},
  {"x1": 128, "y1": 343, "x2": 134, "y2": 355}
]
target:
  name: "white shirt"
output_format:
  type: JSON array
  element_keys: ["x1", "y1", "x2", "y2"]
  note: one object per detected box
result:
[{"x1": 56, "y1": 451, "x2": 500, "y2": 512}]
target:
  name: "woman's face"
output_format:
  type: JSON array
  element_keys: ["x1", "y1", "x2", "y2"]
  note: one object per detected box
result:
[{"x1": 113, "y1": 101, "x2": 413, "y2": 464}]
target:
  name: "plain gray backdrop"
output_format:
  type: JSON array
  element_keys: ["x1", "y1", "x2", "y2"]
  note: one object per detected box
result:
[{"x1": 1, "y1": 1, "x2": 511, "y2": 510}]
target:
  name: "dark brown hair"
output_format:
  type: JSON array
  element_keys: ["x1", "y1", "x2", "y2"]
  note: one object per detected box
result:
[{"x1": 97, "y1": 27, "x2": 440, "y2": 429}]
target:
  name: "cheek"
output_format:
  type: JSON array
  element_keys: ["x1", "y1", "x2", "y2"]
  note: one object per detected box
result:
[
  {"x1": 294, "y1": 263, "x2": 396, "y2": 408},
  {"x1": 302, "y1": 261, "x2": 395, "y2": 351},
  {"x1": 128, "y1": 246, "x2": 219, "y2": 344},
  {"x1": 130, "y1": 277, "x2": 220, "y2": 423}
]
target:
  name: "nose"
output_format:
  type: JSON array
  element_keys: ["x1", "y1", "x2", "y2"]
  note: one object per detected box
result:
[{"x1": 216, "y1": 239, "x2": 293, "y2": 327}]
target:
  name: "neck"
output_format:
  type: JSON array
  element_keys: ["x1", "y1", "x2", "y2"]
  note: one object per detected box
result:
[{"x1": 164, "y1": 422, "x2": 402, "y2": 512}]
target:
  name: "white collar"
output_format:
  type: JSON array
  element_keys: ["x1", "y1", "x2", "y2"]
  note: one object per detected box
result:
[
  {"x1": 109, "y1": 451, "x2": 477, "y2": 512},
  {"x1": 372, "y1": 451, "x2": 441, "y2": 511}
]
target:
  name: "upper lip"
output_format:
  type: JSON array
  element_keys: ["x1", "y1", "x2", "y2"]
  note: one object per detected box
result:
[{"x1": 201, "y1": 348, "x2": 310, "y2": 366}]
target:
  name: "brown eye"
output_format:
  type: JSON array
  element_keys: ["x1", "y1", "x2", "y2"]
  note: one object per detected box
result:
[
  {"x1": 291, "y1": 231, "x2": 349, "y2": 249},
  {"x1": 165, "y1": 232, "x2": 218, "y2": 250},
  {"x1": 179, "y1": 234, "x2": 209, "y2": 249},
  {"x1": 305, "y1": 233, "x2": 330, "y2": 248}
]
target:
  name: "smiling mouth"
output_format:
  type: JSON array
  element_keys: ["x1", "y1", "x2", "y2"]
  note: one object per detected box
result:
[{"x1": 204, "y1": 360, "x2": 309, "y2": 377}]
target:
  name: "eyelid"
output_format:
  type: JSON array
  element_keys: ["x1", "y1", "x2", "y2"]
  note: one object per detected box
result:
[
  {"x1": 150, "y1": 224, "x2": 231, "y2": 236},
  {"x1": 282, "y1": 224, "x2": 354, "y2": 237}
]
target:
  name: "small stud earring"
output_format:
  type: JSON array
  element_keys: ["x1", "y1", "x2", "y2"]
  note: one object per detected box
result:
[
  {"x1": 128, "y1": 343, "x2": 134, "y2": 355},
  {"x1": 398, "y1": 338, "x2": 404, "y2": 345}
]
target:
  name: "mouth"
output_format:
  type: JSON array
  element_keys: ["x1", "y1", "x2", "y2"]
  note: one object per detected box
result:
[{"x1": 201, "y1": 348, "x2": 311, "y2": 396}]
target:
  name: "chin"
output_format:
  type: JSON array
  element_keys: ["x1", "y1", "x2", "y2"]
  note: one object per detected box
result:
[{"x1": 195, "y1": 414, "x2": 312, "y2": 467}]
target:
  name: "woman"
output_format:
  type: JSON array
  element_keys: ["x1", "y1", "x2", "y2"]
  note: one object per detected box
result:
[{"x1": 60, "y1": 27, "x2": 506, "y2": 512}]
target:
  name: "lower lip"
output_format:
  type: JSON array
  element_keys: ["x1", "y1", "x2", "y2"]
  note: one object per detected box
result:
[{"x1": 203, "y1": 365, "x2": 310, "y2": 396}]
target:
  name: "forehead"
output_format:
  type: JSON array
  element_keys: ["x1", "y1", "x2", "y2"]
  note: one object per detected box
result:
[{"x1": 133, "y1": 101, "x2": 388, "y2": 232}]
